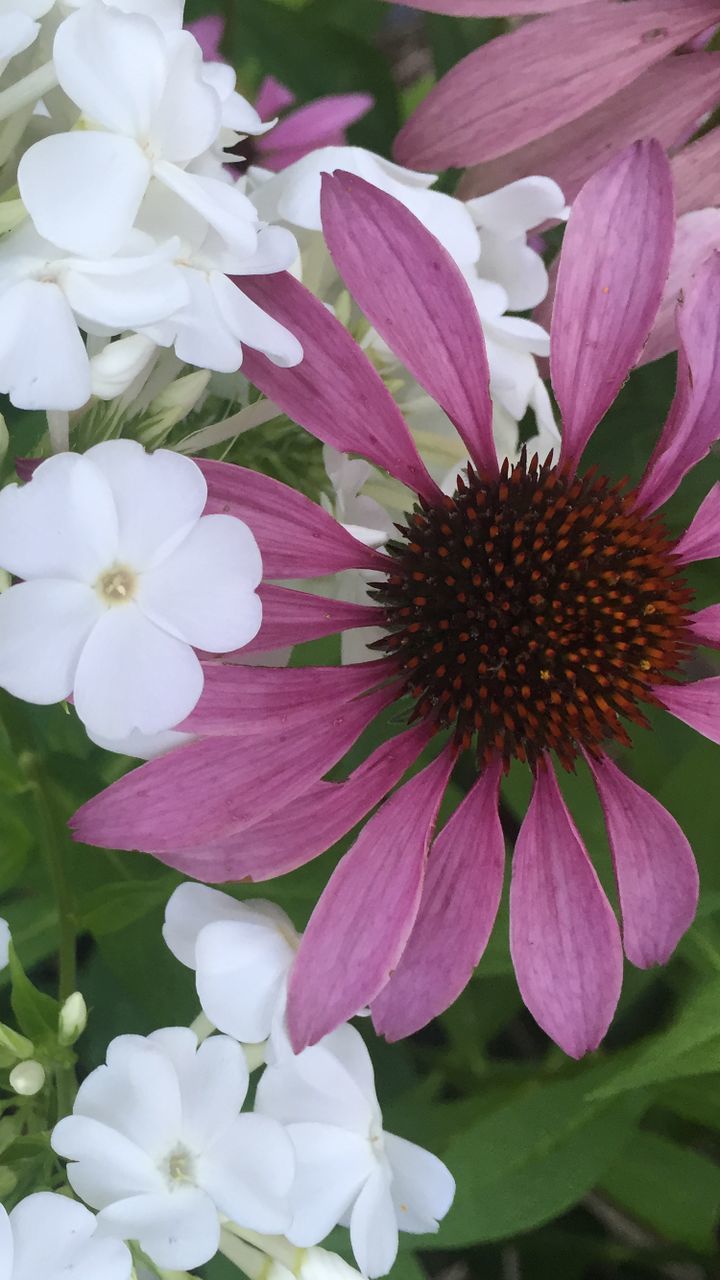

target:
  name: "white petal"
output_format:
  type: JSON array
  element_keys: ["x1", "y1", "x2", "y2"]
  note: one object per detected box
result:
[
  {"x1": 478, "y1": 229, "x2": 550, "y2": 312},
  {"x1": 89, "y1": 334, "x2": 158, "y2": 400},
  {"x1": 150, "y1": 30, "x2": 221, "y2": 162},
  {"x1": 0, "y1": 453, "x2": 118, "y2": 581},
  {"x1": 10, "y1": 1192, "x2": 131, "y2": 1280},
  {"x1": 72, "y1": 604, "x2": 203, "y2": 737},
  {"x1": 19, "y1": 133, "x2": 151, "y2": 257},
  {"x1": 283, "y1": 1123, "x2": 374, "y2": 1246},
  {"x1": 84, "y1": 440, "x2": 207, "y2": 569},
  {"x1": 86, "y1": 724, "x2": 193, "y2": 758},
  {"x1": 53, "y1": 6, "x2": 167, "y2": 136},
  {"x1": 0, "y1": 580, "x2": 101, "y2": 704},
  {"x1": 63, "y1": 259, "x2": 187, "y2": 330},
  {"x1": 89, "y1": 0, "x2": 183, "y2": 29},
  {"x1": 198, "y1": 1112, "x2": 294, "y2": 1233},
  {"x1": 149, "y1": 266, "x2": 243, "y2": 372},
  {"x1": 255, "y1": 1039, "x2": 374, "y2": 1134},
  {"x1": 194, "y1": 918, "x2": 295, "y2": 1043},
  {"x1": 349, "y1": 1168, "x2": 398, "y2": 1279},
  {"x1": 0, "y1": 280, "x2": 90, "y2": 411},
  {"x1": 0, "y1": 1205, "x2": 12, "y2": 1280},
  {"x1": 466, "y1": 176, "x2": 567, "y2": 239},
  {"x1": 399, "y1": 185, "x2": 480, "y2": 267},
  {"x1": 0, "y1": 13, "x2": 38, "y2": 65},
  {"x1": 137, "y1": 513, "x2": 262, "y2": 652},
  {"x1": 98, "y1": 1189, "x2": 220, "y2": 1271},
  {"x1": 164, "y1": 1032, "x2": 249, "y2": 1150},
  {"x1": 319, "y1": 1025, "x2": 379, "y2": 1108},
  {"x1": 73, "y1": 1039, "x2": 183, "y2": 1160},
  {"x1": 52, "y1": 1115, "x2": 164, "y2": 1208},
  {"x1": 222, "y1": 223, "x2": 299, "y2": 277},
  {"x1": 211, "y1": 274, "x2": 303, "y2": 368},
  {"x1": 154, "y1": 160, "x2": 258, "y2": 255},
  {"x1": 383, "y1": 1133, "x2": 454, "y2": 1234},
  {"x1": 162, "y1": 883, "x2": 251, "y2": 967},
  {"x1": 0, "y1": 918, "x2": 9, "y2": 970}
]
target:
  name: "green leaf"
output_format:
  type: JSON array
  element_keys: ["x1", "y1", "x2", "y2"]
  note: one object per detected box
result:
[
  {"x1": 600, "y1": 1132, "x2": 720, "y2": 1253},
  {"x1": 0, "y1": 1023, "x2": 33, "y2": 1061},
  {"x1": 8, "y1": 945, "x2": 58, "y2": 1046},
  {"x1": 76, "y1": 876, "x2": 179, "y2": 937}
]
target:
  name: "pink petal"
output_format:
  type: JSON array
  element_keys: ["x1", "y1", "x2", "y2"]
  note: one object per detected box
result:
[
  {"x1": 386, "y1": 0, "x2": 593, "y2": 11},
  {"x1": 509, "y1": 761, "x2": 623, "y2": 1058},
  {"x1": 159, "y1": 723, "x2": 431, "y2": 883},
  {"x1": 654, "y1": 677, "x2": 720, "y2": 745},
  {"x1": 181, "y1": 659, "x2": 396, "y2": 734},
  {"x1": 241, "y1": 584, "x2": 384, "y2": 655},
  {"x1": 552, "y1": 139, "x2": 674, "y2": 473},
  {"x1": 393, "y1": 1, "x2": 720, "y2": 170},
  {"x1": 673, "y1": 483, "x2": 720, "y2": 563},
  {"x1": 262, "y1": 95, "x2": 373, "y2": 155},
  {"x1": 371, "y1": 760, "x2": 504, "y2": 1040},
  {"x1": 689, "y1": 604, "x2": 720, "y2": 647},
  {"x1": 287, "y1": 746, "x2": 455, "y2": 1050},
  {"x1": 638, "y1": 253, "x2": 720, "y2": 512},
  {"x1": 186, "y1": 15, "x2": 224, "y2": 62},
  {"x1": 198, "y1": 459, "x2": 388, "y2": 579},
  {"x1": 459, "y1": 53, "x2": 720, "y2": 204},
  {"x1": 321, "y1": 171, "x2": 497, "y2": 478},
  {"x1": 239, "y1": 273, "x2": 441, "y2": 503},
  {"x1": 672, "y1": 127, "x2": 720, "y2": 219},
  {"x1": 255, "y1": 75, "x2": 295, "y2": 122},
  {"x1": 642, "y1": 209, "x2": 720, "y2": 367},
  {"x1": 71, "y1": 686, "x2": 394, "y2": 854},
  {"x1": 586, "y1": 753, "x2": 698, "y2": 968}
]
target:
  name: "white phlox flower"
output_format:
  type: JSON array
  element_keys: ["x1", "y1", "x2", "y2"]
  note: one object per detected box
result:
[
  {"x1": 466, "y1": 175, "x2": 568, "y2": 312},
  {"x1": 51, "y1": 1027, "x2": 295, "y2": 1271},
  {"x1": 0, "y1": 916, "x2": 10, "y2": 968},
  {"x1": 0, "y1": 1, "x2": 51, "y2": 73},
  {"x1": 0, "y1": 440, "x2": 263, "y2": 738},
  {"x1": 163, "y1": 883, "x2": 299, "y2": 1047},
  {"x1": 0, "y1": 1192, "x2": 132, "y2": 1280},
  {"x1": 255, "y1": 1024, "x2": 455, "y2": 1278}
]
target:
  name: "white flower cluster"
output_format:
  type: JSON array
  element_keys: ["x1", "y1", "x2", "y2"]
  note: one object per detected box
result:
[
  {"x1": 41, "y1": 883, "x2": 454, "y2": 1279},
  {"x1": 0, "y1": 0, "x2": 301, "y2": 411}
]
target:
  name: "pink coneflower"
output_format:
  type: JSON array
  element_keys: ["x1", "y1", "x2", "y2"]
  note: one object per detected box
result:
[{"x1": 73, "y1": 141, "x2": 720, "y2": 1060}]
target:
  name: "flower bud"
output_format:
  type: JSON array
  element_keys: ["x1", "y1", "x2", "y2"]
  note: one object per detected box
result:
[
  {"x1": 136, "y1": 369, "x2": 212, "y2": 447},
  {"x1": 9, "y1": 1059, "x2": 45, "y2": 1096},
  {"x1": 267, "y1": 1248, "x2": 363, "y2": 1280},
  {"x1": 89, "y1": 333, "x2": 158, "y2": 400},
  {"x1": 59, "y1": 991, "x2": 87, "y2": 1046}
]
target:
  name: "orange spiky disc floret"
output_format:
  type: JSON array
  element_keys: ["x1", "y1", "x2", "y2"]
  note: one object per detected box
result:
[{"x1": 370, "y1": 450, "x2": 695, "y2": 770}]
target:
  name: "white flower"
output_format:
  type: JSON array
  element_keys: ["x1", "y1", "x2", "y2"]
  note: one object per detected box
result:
[
  {"x1": 0, "y1": 1191, "x2": 132, "y2": 1280},
  {"x1": 51, "y1": 1027, "x2": 295, "y2": 1271},
  {"x1": 466, "y1": 175, "x2": 567, "y2": 311},
  {"x1": 65, "y1": 0, "x2": 184, "y2": 27},
  {"x1": 0, "y1": 441, "x2": 263, "y2": 738},
  {"x1": 163, "y1": 883, "x2": 298, "y2": 1045},
  {"x1": 0, "y1": 1, "x2": 50, "y2": 73},
  {"x1": 18, "y1": 5, "x2": 263, "y2": 259},
  {"x1": 0, "y1": 916, "x2": 9, "y2": 969},
  {"x1": 0, "y1": 222, "x2": 186, "y2": 410},
  {"x1": 256, "y1": 1024, "x2": 455, "y2": 1278}
]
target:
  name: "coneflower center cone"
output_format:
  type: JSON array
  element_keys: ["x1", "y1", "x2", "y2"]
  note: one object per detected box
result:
[{"x1": 371, "y1": 451, "x2": 695, "y2": 770}]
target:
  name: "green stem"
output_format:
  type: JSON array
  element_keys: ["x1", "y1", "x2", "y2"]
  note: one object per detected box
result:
[{"x1": 31, "y1": 766, "x2": 76, "y2": 1001}]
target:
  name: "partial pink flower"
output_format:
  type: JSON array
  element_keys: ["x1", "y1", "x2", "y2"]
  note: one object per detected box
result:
[{"x1": 73, "y1": 141, "x2": 720, "y2": 1062}]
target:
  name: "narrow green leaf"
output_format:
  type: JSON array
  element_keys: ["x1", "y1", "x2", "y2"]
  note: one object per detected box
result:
[
  {"x1": 8, "y1": 945, "x2": 58, "y2": 1045},
  {"x1": 600, "y1": 1132, "x2": 720, "y2": 1253}
]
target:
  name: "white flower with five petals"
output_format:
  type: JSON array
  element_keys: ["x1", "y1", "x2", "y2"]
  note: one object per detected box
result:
[
  {"x1": 0, "y1": 441, "x2": 262, "y2": 738},
  {"x1": 0, "y1": 1192, "x2": 132, "y2": 1280}
]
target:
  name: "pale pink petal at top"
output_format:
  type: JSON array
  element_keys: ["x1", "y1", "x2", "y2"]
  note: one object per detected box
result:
[
  {"x1": 509, "y1": 761, "x2": 623, "y2": 1058},
  {"x1": 262, "y1": 95, "x2": 374, "y2": 160},
  {"x1": 458, "y1": 54, "x2": 720, "y2": 204},
  {"x1": 638, "y1": 253, "x2": 720, "y2": 512},
  {"x1": 386, "y1": 0, "x2": 594, "y2": 11},
  {"x1": 393, "y1": 1, "x2": 720, "y2": 171},
  {"x1": 673, "y1": 483, "x2": 720, "y2": 564},
  {"x1": 239, "y1": 584, "x2": 384, "y2": 656},
  {"x1": 287, "y1": 746, "x2": 455, "y2": 1050},
  {"x1": 641, "y1": 209, "x2": 720, "y2": 367},
  {"x1": 372, "y1": 760, "x2": 505, "y2": 1041},
  {"x1": 255, "y1": 75, "x2": 296, "y2": 122},
  {"x1": 199, "y1": 459, "x2": 388, "y2": 579},
  {"x1": 689, "y1": 605, "x2": 720, "y2": 647},
  {"x1": 552, "y1": 139, "x2": 674, "y2": 474},
  {"x1": 321, "y1": 171, "x2": 498, "y2": 478},
  {"x1": 654, "y1": 677, "x2": 720, "y2": 745},
  {"x1": 186, "y1": 15, "x2": 224, "y2": 62},
  {"x1": 239, "y1": 273, "x2": 441, "y2": 504},
  {"x1": 586, "y1": 753, "x2": 698, "y2": 968}
]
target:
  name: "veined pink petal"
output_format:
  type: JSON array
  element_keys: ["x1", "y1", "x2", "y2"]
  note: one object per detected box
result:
[
  {"x1": 642, "y1": 209, "x2": 720, "y2": 367},
  {"x1": 198, "y1": 459, "x2": 388, "y2": 579},
  {"x1": 186, "y1": 15, "x2": 224, "y2": 62},
  {"x1": 262, "y1": 95, "x2": 373, "y2": 155},
  {"x1": 287, "y1": 746, "x2": 455, "y2": 1050},
  {"x1": 240, "y1": 585, "x2": 384, "y2": 655},
  {"x1": 673, "y1": 483, "x2": 720, "y2": 563},
  {"x1": 654, "y1": 678, "x2": 720, "y2": 744},
  {"x1": 509, "y1": 761, "x2": 623, "y2": 1058},
  {"x1": 239, "y1": 273, "x2": 441, "y2": 503},
  {"x1": 459, "y1": 54, "x2": 720, "y2": 203},
  {"x1": 386, "y1": 0, "x2": 594, "y2": 11},
  {"x1": 71, "y1": 686, "x2": 394, "y2": 854},
  {"x1": 393, "y1": 1, "x2": 720, "y2": 171},
  {"x1": 321, "y1": 172, "x2": 497, "y2": 478},
  {"x1": 181, "y1": 660, "x2": 396, "y2": 734},
  {"x1": 586, "y1": 753, "x2": 698, "y2": 968},
  {"x1": 638, "y1": 253, "x2": 720, "y2": 512},
  {"x1": 689, "y1": 605, "x2": 720, "y2": 647},
  {"x1": 552, "y1": 140, "x2": 674, "y2": 473},
  {"x1": 672, "y1": 127, "x2": 720, "y2": 218},
  {"x1": 372, "y1": 760, "x2": 504, "y2": 1040},
  {"x1": 159, "y1": 724, "x2": 431, "y2": 882},
  {"x1": 255, "y1": 75, "x2": 295, "y2": 121}
]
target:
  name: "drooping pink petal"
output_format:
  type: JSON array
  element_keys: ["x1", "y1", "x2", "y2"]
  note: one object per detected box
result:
[
  {"x1": 159, "y1": 723, "x2": 431, "y2": 882},
  {"x1": 654, "y1": 678, "x2": 720, "y2": 744},
  {"x1": 509, "y1": 761, "x2": 623, "y2": 1058},
  {"x1": 198, "y1": 459, "x2": 388, "y2": 579},
  {"x1": 371, "y1": 760, "x2": 504, "y2": 1040},
  {"x1": 262, "y1": 95, "x2": 374, "y2": 158},
  {"x1": 672, "y1": 127, "x2": 720, "y2": 218},
  {"x1": 287, "y1": 746, "x2": 455, "y2": 1050},
  {"x1": 642, "y1": 209, "x2": 720, "y2": 367},
  {"x1": 321, "y1": 171, "x2": 497, "y2": 478},
  {"x1": 459, "y1": 54, "x2": 720, "y2": 203},
  {"x1": 688, "y1": 605, "x2": 720, "y2": 647},
  {"x1": 638, "y1": 253, "x2": 720, "y2": 512},
  {"x1": 71, "y1": 686, "x2": 394, "y2": 854},
  {"x1": 393, "y1": 2, "x2": 720, "y2": 171},
  {"x1": 674, "y1": 483, "x2": 720, "y2": 563},
  {"x1": 239, "y1": 273, "x2": 441, "y2": 503},
  {"x1": 586, "y1": 752, "x2": 698, "y2": 968},
  {"x1": 255, "y1": 75, "x2": 295, "y2": 122},
  {"x1": 386, "y1": 0, "x2": 594, "y2": 11},
  {"x1": 240, "y1": 585, "x2": 384, "y2": 655},
  {"x1": 186, "y1": 15, "x2": 224, "y2": 62},
  {"x1": 551, "y1": 139, "x2": 674, "y2": 474}
]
